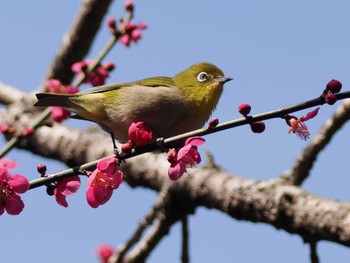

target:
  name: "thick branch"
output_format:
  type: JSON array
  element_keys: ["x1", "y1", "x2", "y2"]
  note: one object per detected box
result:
[{"x1": 0, "y1": 82, "x2": 26, "y2": 105}]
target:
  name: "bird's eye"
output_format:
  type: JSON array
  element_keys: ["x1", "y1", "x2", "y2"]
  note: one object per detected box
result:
[{"x1": 197, "y1": 72, "x2": 209, "y2": 82}]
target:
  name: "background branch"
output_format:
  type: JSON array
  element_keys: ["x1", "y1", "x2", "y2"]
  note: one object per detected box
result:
[{"x1": 41, "y1": 0, "x2": 114, "y2": 89}]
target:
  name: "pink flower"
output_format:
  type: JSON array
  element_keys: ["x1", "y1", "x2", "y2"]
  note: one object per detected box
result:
[
  {"x1": 54, "y1": 176, "x2": 81, "y2": 207},
  {"x1": 287, "y1": 107, "x2": 319, "y2": 140},
  {"x1": 128, "y1": 122, "x2": 153, "y2": 146},
  {"x1": 167, "y1": 137, "x2": 205, "y2": 181},
  {"x1": 46, "y1": 79, "x2": 79, "y2": 123},
  {"x1": 0, "y1": 158, "x2": 18, "y2": 170},
  {"x1": 50, "y1": 106, "x2": 71, "y2": 123},
  {"x1": 71, "y1": 59, "x2": 114, "y2": 86},
  {"x1": 0, "y1": 167, "x2": 29, "y2": 216},
  {"x1": 96, "y1": 244, "x2": 115, "y2": 263},
  {"x1": 119, "y1": 22, "x2": 147, "y2": 47},
  {"x1": 46, "y1": 79, "x2": 79, "y2": 94},
  {"x1": 86, "y1": 157, "x2": 123, "y2": 208}
]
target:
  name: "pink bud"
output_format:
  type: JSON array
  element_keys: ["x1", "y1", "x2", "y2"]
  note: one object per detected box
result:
[
  {"x1": 21, "y1": 127, "x2": 34, "y2": 137},
  {"x1": 325, "y1": 93, "x2": 337, "y2": 105},
  {"x1": 208, "y1": 118, "x2": 219, "y2": 129},
  {"x1": 124, "y1": 0, "x2": 134, "y2": 12},
  {"x1": 121, "y1": 142, "x2": 132, "y2": 153},
  {"x1": 107, "y1": 18, "x2": 116, "y2": 29},
  {"x1": 103, "y1": 62, "x2": 115, "y2": 72},
  {"x1": 326, "y1": 79, "x2": 342, "y2": 94},
  {"x1": 250, "y1": 121, "x2": 266, "y2": 133},
  {"x1": 238, "y1": 103, "x2": 251, "y2": 116},
  {"x1": 46, "y1": 184, "x2": 55, "y2": 196},
  {"x1": 167, "y1": 148, "x2": 177, "y2": 163},
  {"x1": 37, "y1": 163, "x2": 47, "y2": 176}
]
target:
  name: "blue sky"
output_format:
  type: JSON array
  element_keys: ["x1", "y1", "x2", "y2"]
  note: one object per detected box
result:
[{"x1": 1, "y1": 1, "x2": 350, "y2": 262}]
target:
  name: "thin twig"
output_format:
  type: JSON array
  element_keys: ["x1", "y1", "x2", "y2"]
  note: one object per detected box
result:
[
  {"x1": 113, "y1": 188, "x2": 169, "y2": 263},
  {"x1": 181, "y1": 216, "x2": 190, "y2": 263},
  {"x1": 309, "y1": 241, "x2": 319, "y2": 263},
  {"x1": 126, "y1": 212, "x2": 175, "y2": 263}
]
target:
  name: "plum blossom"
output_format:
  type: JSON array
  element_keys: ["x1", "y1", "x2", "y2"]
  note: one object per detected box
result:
[
  {"x1": 286, "y1": 107, "x2": 319, "y2": 140},
  {"x1": 96, "y1": 244, "x2": 115, "y2": 263},
  {"x1": 167, "y1": 137, "x2": 205, "y2": 181},
  {"x1": 0, "y1": 167, "x2": 29, "y2": 216},
  {"x1": 46, "y1": 79, "x2": 79, "y2": 94},
  {"x1": 128, "y1": 122, "x2": 153, "y2": 146},
  {"x1": 54, "y1": 176, "x2": 81, "y2": 207},
  {"x1": 46, "y1": 79, "x2": 79, "y2": 123},
  {"x1": 86, "y1": 157, "x2": 123, "y2": 208},
  {"x1": 50, "y1": 106, "x2": 71, "y2": 123},
  {"x1": 119, "y1": 22, "x2": 147, "y2": 47},
  {"x1": 0, "y1": 158, "x2": 18, "y2": 170},
  {"x1": 71, "y1": 59, "x2": 114, "y2": 86}
]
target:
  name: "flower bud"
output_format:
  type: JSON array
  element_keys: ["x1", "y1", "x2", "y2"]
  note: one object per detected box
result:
[
  {"x1": 121, "y1": 142, "x2": 132, "y2": 153},
  {"x1": 238, "y1": 103, "x2": 251, "y2": 116},
  {"x1": 124, "y1": 0, "x2": 134, "y2": 12},
  {"x1": 326, "y1": 79, "x2": 342, "y2": 94},
  {"x1": 167, "y1": 148, "x2": 177, "y2": 163},
  {"x1": 103, "y1": 62, "x2": 115, "y2": 72},
  {"x1": 325, "y1": 93, "x2": 337, "y2": 105},
  {"x1": 46, "y1": 184, "x2": 55, "y2": 196},
  {"x1": 250, "y1": 121, "x2": 266, "y2": 133},
  {"x1": 21, "y1": 127, "x2": 34, "y2": 137},
  {"x1": 37, "y1": 163, "x2": 47, "y2": 176},
  {"x1": 107, "y1": 18, "x2": 116, "y2": 29},
  {"x1": 208, "y1": 118, "x2": 219, "y2": 129}
]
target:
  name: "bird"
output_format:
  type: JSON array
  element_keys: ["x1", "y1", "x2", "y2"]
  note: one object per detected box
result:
[{"x1": 35, "y1": 62, "x2": 232, "y2": 143}]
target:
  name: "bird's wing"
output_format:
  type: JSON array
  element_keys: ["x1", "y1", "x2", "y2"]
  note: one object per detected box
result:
[{"x1": 77, "y1": 77, "x2": 175, "y2": 95}]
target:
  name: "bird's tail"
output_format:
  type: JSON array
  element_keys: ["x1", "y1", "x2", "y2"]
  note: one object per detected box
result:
[{"x1": 34, "y1": 93, "x2": 74, "y2": 108}]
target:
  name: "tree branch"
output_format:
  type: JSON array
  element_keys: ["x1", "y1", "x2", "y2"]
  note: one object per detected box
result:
[
  {"x1": 0, "y1": 82, "x2": 26, "y2": 105},
  {"x1": 113, "y1": 188, "x2": 170, "y2": 263}
]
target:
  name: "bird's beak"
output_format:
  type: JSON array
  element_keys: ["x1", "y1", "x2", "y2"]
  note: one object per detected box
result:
[{"x1": 215, "y1": 76, "x2": 233, "y2": 84}]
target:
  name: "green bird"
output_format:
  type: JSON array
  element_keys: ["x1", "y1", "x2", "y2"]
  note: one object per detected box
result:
[{"x1": 35, "y1": 62, "x2": 232, "y2": 143}]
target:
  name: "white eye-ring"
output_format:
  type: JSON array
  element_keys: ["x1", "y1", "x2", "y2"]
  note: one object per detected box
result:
[{"x1": 197, "y1": 72, "x2": 209, "y2": 82}]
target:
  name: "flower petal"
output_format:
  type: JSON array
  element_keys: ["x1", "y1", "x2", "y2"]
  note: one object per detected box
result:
[
  {"x1": 57, "y1": 176, "x2": 81, "y2": 196},
  {"x1": 0, "y1": 167, "x2": 9, "y2": 181},
  {"x1": 97, "y1": 157, "x2": 117, "y2": 174},
  {"x1": 300, "y1": 107, "x2": 319, "y2": 122},
  {"x1": 5, "y1": 194, "x2": 25, "y2": 215},
  {"x1": 168, "y1": 162, "x2": 186, "y2": 181},
  {"x1": 54, "y1": 188, "x2": 68, "y2": 207},
  {"x1": 177, "y1": 144, "x2": 192, "y2": 161},
  {"x1": 0, "y1": 158, "x2": 18, "y2": 170},
  {"x1": 7, "y1": 174, "x2": 29, "y2": 194},
  {"x1": 86, "y1": 187, "x2": 100, "y2": 208},
  {"x1": 0, "y1": 203, "x2": 4, "y2": 216},
  {"x1": 185, "y1": 136, "x2": 206, "y2": 146},
  {"x1": 93, "y1": 186, "x2": 113, "y2": 205}
]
